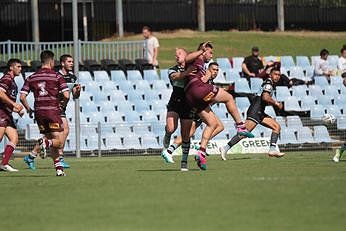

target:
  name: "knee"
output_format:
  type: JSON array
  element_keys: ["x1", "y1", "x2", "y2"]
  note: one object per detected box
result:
[
  {"x1": 273, "y1": 123, "x2": 281, "y2": 133},
  {"x1": 165, "y1": 125, "x2": 175, "y2": 135},
  {"x1": 217, "y1": 123, "x2": 224, "y2": 132}
]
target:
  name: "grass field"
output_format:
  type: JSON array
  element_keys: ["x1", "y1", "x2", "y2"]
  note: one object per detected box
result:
[
  {"x1": 110, "y1": 30, "x2": 346, "y2": 68},
  {"x1": 1, "y1": 152, "x2": 346, "y2": 231}
]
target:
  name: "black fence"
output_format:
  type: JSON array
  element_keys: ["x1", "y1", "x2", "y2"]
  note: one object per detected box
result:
[{"x1": 0, "y1": 0, "x2": 345, "y2": 41}]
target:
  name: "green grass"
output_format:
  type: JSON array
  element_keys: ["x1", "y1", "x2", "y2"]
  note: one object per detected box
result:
[
  {"x1": 1, "y1": 152, "x2": 346, "y2": 231},
  {"x1": 122, "y1": 30, "x2": 346, "y2": 68}
]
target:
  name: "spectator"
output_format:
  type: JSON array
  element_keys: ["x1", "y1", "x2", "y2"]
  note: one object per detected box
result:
[
  {"x1": 142, "y1": 26, "x2": 159, "y2": 67},
  {"x1": 314, "y1": 48, "x2": 333, "y2": 78},
  {"x1": 338, "y1": 45, "x2": 346, "y2": 78},
  {"x1": 242, "y1": 46, "x2": 264, "y2": 79}
]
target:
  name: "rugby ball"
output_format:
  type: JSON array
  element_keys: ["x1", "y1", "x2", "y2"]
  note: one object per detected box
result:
[{"x1": 322, "y1": 113, "x2": 336, "y2": 125}]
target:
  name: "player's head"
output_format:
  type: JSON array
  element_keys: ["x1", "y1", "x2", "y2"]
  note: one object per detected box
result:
[
  {"x1": 198, "y1": 42, "x2": 213, "y2": 62},
  {"x1": 269, "y1": 67, "x2": 281, "y2": 83},
  {"x1": 7, "y1": 58, "x2": 22, "y2": 76},
  {"x1": 175, "y1": 48, "x2": 187, "y2": 65},
  {"x1": 142, "y1": 26, "x2": 152, "y2": 39},
  {"x1": 40, "y1": 50, "x2": 55, "y2": 68},
  {"x1": 320, "y1": 48, "x2": 329, "y2": 60},
  {"x1": 341, "y1": 46, "x2": 346, "y2": 58},
  {"x1": 60, "y1": 54, "x2": 74, "y2": 72},
  {"x1": 208, "y1": 62, "x2": 219, "y2": 79},
  {"x1": 251, "y1": 46, "x2": 260, "y2": 57}
]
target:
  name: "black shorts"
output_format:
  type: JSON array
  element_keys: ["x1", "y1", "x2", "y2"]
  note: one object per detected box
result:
[
  {"x1": 60, "y1": 109, "x2": 66, "y2": 118},
  {"x1": 246, "y1": 100, "x2": 270, "y2": 124},
  {"x1": 167, "y1": 96, "x2": 193, "y2": 120}
]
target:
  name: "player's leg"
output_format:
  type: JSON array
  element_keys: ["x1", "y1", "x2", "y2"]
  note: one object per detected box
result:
[
  {"x1": 0, "y1": 126, "x2": 19, "y2": 172},
  {"x1": 261, "y1": 117, "x2": 284, "y2": 157},
  {"x1": 46, "y1": 131, "x2": 66, "y2": 176},
  {"x1": 180, "y1": 118, "x2": 193, "y2": 171},
  {"x1": 213, "y1": 88, "x2": 254, "y2": 138},
  {"x1": 220, "y1": 119, "x2": 257, "y2": 160},
  {"x1": 210, "y1": 114, "x2": 224, "y2": 139},
  {"x1": 58, "y1": 117, "x2": 70, "y2": 168},
  {"x1": 161, "y1": 111, "x2": 179, "y2": 163},
  {"x1": 23, "y1": 138, "x2": 43, "y2": 170},
  {"x1": 333, "y1": 142, "x2": 346, "y2": 162},
  {"x1": 194, "y1": 107, "x2": 218, "y2": 170}
]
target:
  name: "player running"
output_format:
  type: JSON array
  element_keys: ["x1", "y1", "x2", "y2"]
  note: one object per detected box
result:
[
  {"x1": 161, "y1": 62, "x2": 224, "y2": 167},
  {"x1": 184, "y1": 42, "x2": 253, "y2": 170},
  {"x1": 0, "y1": 59, "x2": 24, "y2": 172},
  {"x1": 23, "y1": 54, "x2": 81, "y2": 169},
  {"x1": 20, "y1": 50, "x2": 70, "y2": 176},
  {"x1": 220, "y1": 67, "x2": 285, "y2": 160}
]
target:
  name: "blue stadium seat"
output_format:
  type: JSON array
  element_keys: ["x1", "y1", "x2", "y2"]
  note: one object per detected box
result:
[
  {"x1": 80, "y1": 124, "x2": 98, "y2": 134},
  {"x1": 104, "y1": 134, "x2": 123, "y2": 149},
  {"x1": 141, "y1": 135, "x2": 161, "y2": 149},
  {"x1": 303, "y1": 66, "x2": 314, "y2": 78},
  {"x1": 17, "y1": 113, "x2": 34, "y2": 130},
  {"x1": 145, "y1": 90, "x2": 160, "y2": 101},
  {"x1": 100, "y1": 124, "x2": 115, "y2": 135},
  {"x1": 84, "y1": 82, "x2": 101, "y2": 93},
  {"x1": 317, "y1": 95, "x2": 333, "y2": 107},
  {"x1": 292, "y1": 85, "x2": 308, "y2": 98},
  {"x1": 160, "y1": 69, "x2": 170, "y2": 84},
  {"x1": 127, "y1": 70, "x2": 143, "y2": 82},
  {"x1": 276, "y1": 86, "x2": 291, "y2": 102},
  {"x1": 132, "y1": 123, "x2": 152, "y2": 135},
  {"x1": 93, "y1": 70, "x2": 110, "y2": 82},
  {"x1": 234, "y1": 78, "x2": 251, "y2": 93},
  {"x1": 327, "y1": 55, "x2": 339, "y2": 68},
  {"x1": 152, "y1": 80, "x2": 168, "y2": 90},
  {"x1": 280, "y1": 67, "x2": 289, "y2": 77},
  {"x1": 275, "y1": 116, "x2": 286, "y2": 129},
  {"x1": 143, "y1": 70, "x2": 160, "y2": 84},
  {"x1": 115, "y1": 124, "x2": 132, "y2": 135},
  {"x1": 15, "y1": 74, "x2": 24, "y2": 88},
  {"x1": 310, "y1": 105, "x2": 325, "y2": 120},
  {"x1": 110, "y1": 70, "x2": 127, "y2": 82},
  {"x1": 300, "y1": 95, "x2": 316, "y2": 111},
  {"x1": 213, "y1": 105, "x2": 228, "y2": 119},
  {"x1": 133, "y1": 100, "x2": 150, "y2": 113},
  {"x1": 78, "y1": 71, "x2": 93, "y2": 83},
  {"x1": 101, "y1": 81, "x2": 117, "y2": 92},
  {"x1": 79, "y1": 92, "x2": 92, "y2": 102},
  {"x1": 150, "y1": 100, "x2": 167, "y2": 111},
  {"x1": 311, "y1": 56, "x2": 320, "y2": 66},
  {"x1": 308, "y1": 85, "x2": 323, "y2": 97},
  {"x1": 250, "y1": 78, "x2": 263, "y2": 93},
  {"x1": 326, "y1": 105, "x2": 342, "y2": 118},
  {"x1": 330, "y1": 76, "x2": 343, "y2": 86},
  {"x1": 296, "y1": 56, "x2": 311, "y2": 67},
  {"x1": 264, "y1": 56, "x2": 279, "y2": 63},
  {"x1": 123, "y1": 134, "x2": 142, "y2": 149},
  {"x1": 141, "y1": 110, "x2": 159, "y2": 123},
  {"x1": 133, "y1": 80, "x2": 151, "y2": 91},
  {"x1": 151, "y1": 122, "x2": 166, "y2": 137},
  {"x1": 104, "y1": 111, "x2": 124, "y2": 123},
  {"x1": 225, "y1": 69, "x2": 241, "y2": 83},
  {"x1": 92, "y1": 91, "x2": 109, "y2": 103},
  {"x1": 265, "y1": 106, "x2": 277, "y2": 118},
  {"x1": 232, "y1": 57, "x2": 244, "y2": 70},
  {"x1": 99, "y1": 101, "x2": 116, "y2": 113},
  {"x1": 117, "y1": 80, "x2": 134, "y2": 92},
  {"x1": 80, "y1": 101, "x2": 98, "y2": 113},
  {"x1": 279, "y1": 128, "x2": 299, "y2": 144},
  {"x1": 314, "y1": 76, "x2": 329, "y2": 86},
  {"x1": 25, "y1": 124, "x2": 40, "y2": 140},
  {"x1": 124, "y1": 111, "x2": 141, "y2": 123},
  {"x1": 127, "y1": 90, "x2": 144, "y2": 102},
  {"x1": 280, "y1": 56, "x2": 295, "y2": 68},
  {"x1": 334, "y1": 95, "x2": 346, "y2": 107},
  {"x1": 297, "y1": 127, "x2": 315, "y2": 143},
  {"x1": 216, "y1": 58, "x2": 232, "y2": 70},
  {"x1": 85, "y1": 136, "x2": 106, "y2": 151},
  {"x1": 286, "y1": 116, "x2": 303, "y2": 131},
  {"x1": 87, "y1": 112, "x2": 106, "y2": 123},
  {"x1": 313, "y1": 126, "x2": 335, "y2": 143},
  {"x1": 323, "y1": 85, "x2": 340, "y2": 97},
  {"x1": 337, "y1": 116, "x2": 346, "y2": 130},
  {"x1": 116, "y1": 101, "x2": 133, "y2": 112},
  {"x1": 159, "y1": 89, "x2": 172, "y2": 100},
  {"x1": 109, "y1": 90, "x2": 127, "y2": 102},
  {"x1": 235, "y1": 97, "x2": 250, "y2": 112},
  {"x1": 213, "y1": 68, "x2": 227, "y2": 84},
  {"x1": 288, "y1": 66, "x2": 305, "y2": 79}
]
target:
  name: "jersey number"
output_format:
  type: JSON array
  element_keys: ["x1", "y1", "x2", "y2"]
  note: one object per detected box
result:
[
  {"x1": 38, "y1": 81, "x2": 48, "y2": 96},
  {"x1": 203, "y1": 92, "x2": 215, "y2": 102}
]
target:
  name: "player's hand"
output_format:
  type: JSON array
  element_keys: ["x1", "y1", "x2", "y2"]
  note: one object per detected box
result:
[
  {"x1": 27, "y1": 108, "x2": 34, "y2": 119},
  {"x1": 13, "y1": 103, "x2": 23, "y2": 113},
  {"x1": 74, "y1": 83, "x2": 81, "y2": 92},
  {"x1": 276, "y1": 102, "x2": 284, "y2": 110},
  {"x1": 201, "y1": 71, "x2": 212, "y2": 83},
  {"x1": 18, "y1": 110, "x2": 25, "y2": 117},
  {"x1": 201, "y1": 41, "x2": 212, "y2": 51},
  {"x1": 249, "y1": 73, "x2": 256, "y2": 77}
]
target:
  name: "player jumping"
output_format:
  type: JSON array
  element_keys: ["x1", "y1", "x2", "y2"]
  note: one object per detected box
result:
[
  {"x1": 220, "y1": 67, "x2": 285, "y2": 160},
  {"x1": 0, "y1": 59, "x2": 24, "y2": 172},
  {"x1": 20, "y1": 50, "x2": 70, "y2": 176},
  {"x1": 184, "y1": 42, "x2": 253, "y2": 170}
]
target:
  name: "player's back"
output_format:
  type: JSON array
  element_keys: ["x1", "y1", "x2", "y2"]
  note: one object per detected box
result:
[{"x1": 22, "y1": 68, "x2": 67, "y2": 111}]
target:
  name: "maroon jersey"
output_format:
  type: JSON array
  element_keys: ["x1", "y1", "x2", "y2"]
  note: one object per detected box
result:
[
  {"x1": 186, "y1": 57, "x2": 206, "y2": 82},
  {"x1": 20, "y1": 68, "x2": 69, "y2": 112},
  {"x1": 0, "y1": 73, "x2": 18, "y2": 114}
]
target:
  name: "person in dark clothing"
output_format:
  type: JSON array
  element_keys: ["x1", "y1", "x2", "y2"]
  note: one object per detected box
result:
[{"x1": 242, "y1": 46, "x2": 264, "y2": 79}]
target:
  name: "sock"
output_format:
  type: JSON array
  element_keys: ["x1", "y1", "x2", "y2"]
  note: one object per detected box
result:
[
  {"x1": 224, "y1": 135, "x2": 242, "y2": 152},
  {"x1": 167, "y1": 143, "x2": 178, "y2": 154},
  {"x1": 270, "y1": 132, "x2": 280, "y2": 146},
  {"x1": 45, "y1": 139, "x2": 53, "y2": 148},
  {"x1": 29, "y1": 152, "x2": 37, "y2": 159},
  {"x1": 181, "y1": 141, "x2": 190, "y2": 163},
  {"x1": 199, "y1": 147, "x2": 206, "y2": 154},
  {"x1": 54, "y1": 158, "x2": 64, "y2": 172},
  {"x1": 1, "y1": 142, "x2": 15, "y2": 165}
]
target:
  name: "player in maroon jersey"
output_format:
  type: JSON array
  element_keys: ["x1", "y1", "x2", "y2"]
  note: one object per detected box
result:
[
  {"x1": 20, "y1": 50, "x2": 70, "y2": 176},
  {"x1": 184, "y1": 42, "x2": 254, "y2": 170},
  {"x1": 0, "y1": 59, "x2": 24, "y2": 172}
]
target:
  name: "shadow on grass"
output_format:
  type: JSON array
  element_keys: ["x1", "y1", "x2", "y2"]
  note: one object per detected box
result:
[
  {"x1": 229, "y1": 157, "x2": 252, "y2": 160},
  {"x1": 137, "y1": 169, "x2": 200, "y2": 172}
]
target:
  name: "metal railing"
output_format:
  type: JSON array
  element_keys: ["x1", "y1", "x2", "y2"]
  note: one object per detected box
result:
[{"x1": 0, "y1": 40, "x2": 146, "y2": 63}]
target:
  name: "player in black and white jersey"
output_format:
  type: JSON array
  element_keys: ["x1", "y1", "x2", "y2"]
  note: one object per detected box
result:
[{"x1": 220, "y1": 67, "x2": 285, "y2": 160}]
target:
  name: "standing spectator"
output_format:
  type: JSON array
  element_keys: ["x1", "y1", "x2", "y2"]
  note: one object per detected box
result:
[
  {"x1": 142, "y1": 26, "x2": 159, "y2": 67},
  {"x1": 242, "y1": 46, "x2": 264, "y2": 79},
  {"x1": 338, "y1": 45, "x2": 346, "y2": 78},
  {"x1": 314, "y1": 48, "x2": 333, "y2": 78}
]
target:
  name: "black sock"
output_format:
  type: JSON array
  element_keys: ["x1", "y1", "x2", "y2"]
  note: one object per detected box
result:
[
  {"x1": 225, "y1": 135, "x2": 242, "y2": 151},
  {"x1": 167, "y1": 143, "x2": 178, "y2": 154},
  {"x1": 270, "y1": 132, "x2": 280, "y2": 146},
  {"x1": 181, "y1": 141, "x2": 190, "y2": 163}
]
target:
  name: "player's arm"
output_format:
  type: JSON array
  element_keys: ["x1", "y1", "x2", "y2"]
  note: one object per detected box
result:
[
  {"x1": 170, "y1": 65, "x2": 195, "y2": 80},
  {"x1": 262, "y1": 92, "x2": 283, "y2": 110},
  {"x1": 72, "y1": 84, "x2": 81, "y2": 99},
  {"x1": 153, "y1": 47, "x2": 159, "y2": 66},
  {"x1": 185, "y1": 41, "x2": 211, "y2": 63},
  {"x1": 242, "y1": 63, "x2": 255, "y2": 77},
  {"x1": 0, "y1": 90, "x2": 23, "y2": 113},
  {"x1": 60, "y1": 90, "x2": 70, "y2": 111}
]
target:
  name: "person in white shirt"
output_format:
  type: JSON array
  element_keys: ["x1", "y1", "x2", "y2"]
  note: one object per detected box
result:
[
  {"x1": 338, "y1": 45, "x2": 346, "y2": 78},
  {"x1": 314, "y1": 48, "x2": 333, "y2": 78},
  {"x1": 142, "y1": 26, "x2": 159, "y2": 67}
]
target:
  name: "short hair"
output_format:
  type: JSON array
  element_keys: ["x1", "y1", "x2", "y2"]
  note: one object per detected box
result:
[
  {"x1": 320, "y1": 48, "x2": 329, "y2": 57},
  {"x1": 40, "y1": 50, "x2": 55, "y2": 64},
  {"x1": 270, "y1": 67, "x2": 280, "y2": 74},
  {"x1": 60, "y1": 54, "x2": 73, "y2": 64},
  {"x1": 198, "y1": 42, "x2": 213, "y2": 51},
  {"x1": 7, "y1": 58, "x2": 21, "y2": 68},
  {"x1": 142, "y1": 26, "x2": 152, "y2": 32},
  {"x1": 176, "y1": 47, "x2": 187, "y2": 54},
  {"x1": 208, "y1": 62, "x2": 219, "y2": 68},
  {"x1": 341, "y1": 46, "x2": 346, "y2": 53}
]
